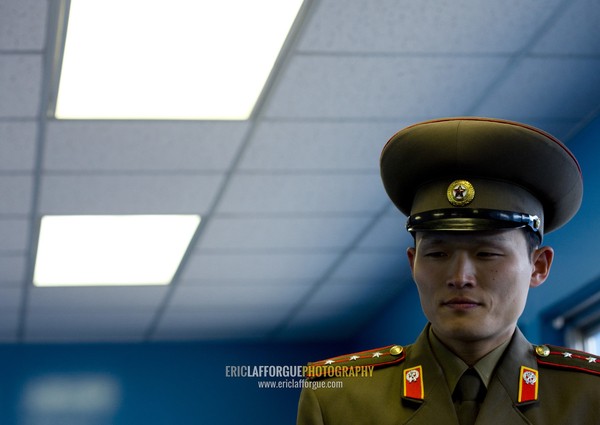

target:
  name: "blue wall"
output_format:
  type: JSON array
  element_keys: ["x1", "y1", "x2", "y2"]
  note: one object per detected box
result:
[
  {"x1": 0, "y1": 340, "x2": 353, "y2": 425},
  {"x1": 355, "y1": 283, "x2": 427, "y2": 348},
  {"x1": 520, "y1": 115, "x2": 600, "y2": 343}
]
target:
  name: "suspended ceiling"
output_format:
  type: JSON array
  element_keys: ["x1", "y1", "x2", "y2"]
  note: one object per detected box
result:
[{"x1": 0, "y1": 0, "x2": 599, "y2": 342}]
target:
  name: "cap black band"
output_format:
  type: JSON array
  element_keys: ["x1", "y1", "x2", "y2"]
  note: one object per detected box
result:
[{"x1": 407, "y1": 208, "x2": 541, "y2": 234}]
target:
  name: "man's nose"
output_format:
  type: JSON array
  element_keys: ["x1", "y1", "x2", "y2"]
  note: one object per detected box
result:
[{"x1": 446, "y1": 253, "x2": 476, "y2": 288}]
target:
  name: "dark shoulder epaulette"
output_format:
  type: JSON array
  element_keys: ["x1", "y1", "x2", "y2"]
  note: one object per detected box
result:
[
  {"x1": 534, "y1": 344, "x2": 600, "y2": 376},
  {"x1": 304, "y1": 344, "x2": 405, "y2": 380}
]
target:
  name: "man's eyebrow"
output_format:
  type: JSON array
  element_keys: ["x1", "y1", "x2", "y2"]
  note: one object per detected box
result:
[{"x1": 416, "y1": 237, "x2": 448, "y2": 248}]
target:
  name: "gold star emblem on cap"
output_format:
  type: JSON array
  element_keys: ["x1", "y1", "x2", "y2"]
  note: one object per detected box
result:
[{"x1": 447, "y1": 179, "x2": 475, "y2": 206}]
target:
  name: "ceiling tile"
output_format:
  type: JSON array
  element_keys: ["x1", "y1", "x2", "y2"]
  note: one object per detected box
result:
[
  {"x1": 0, "y1": 175, "x2": 33, "y2": 214},
  {"x1": 0, "y1": 0, "x2": 47, "y2": 50},
  {"x1": 25, "y1": 311, "x2": 153, "y2": 342},
  {"x1": 532, "y1": 0, "x2": 600, "y2": 55},
  {"x1": 180, "y1": 252, "x2": 339, "y2": 281},
  {"x1": 475, "y1": 58, "x2": 600, "y2": 119},
  {"x1": 300, "y1": 0, "x2": 561, "y2": 54},
  {"x1": 216, "y1": 173, "x2": 388, "y2": 214},
  {"x1": 0, "y1": 287, "x2": 22, "y2": 312},
  {"x1": 27, "y1": 310, "x2": 154, "y2": 328},
  {"x1": 277, "y1": 304, "x2": 374, "y2": 341},
  {"x1": 331, "y1": 250, "x2": 411, "y2": 281},
  {"x1": 0, "y1": 55, "x2": 42, "y2": 117},
  {"x1": 153, "y1": 309, "x2": 287, "y2": 341},
  {"x1": 0, "y1": 218, "x2": 29, "y2": 252},
  {"x1": 0, "y1": 255, "x2": 27, "y2": 283},
  {"x1": 0, "y1": 122, "x2": 37, "y2": 171},
  {"x1": 197, "y1": 216, "x2": 373, "y2": 250},
  {"x1": 39, "y1": 174, "x2": 224, "y2": 214},
  {"x1": 263, "y1": 56, "x2": 509, "y2": 119},
  {"x1": 518, "y1": 119, "x2": 583, "y2": 142},
  {"x1": 0, "y1": 313, "x2": 18, "y2": 341},
  {"x1": 27, "y1": 286, "x2": 169, "y2": 312},
  {"x1": 305, "y1": 278, "x2": 400, "y2": 309},
  {"x1": 44, "y1": 121, "x2": 249, "y2": 171},
  {"x1": 358, "y1": 211, "x2": 413, "y2": 250},
  {"x1": 280, "y1": 280, "x2": 398, "y2": 340},
  {"x1": 168, "y1": 283, "x2": 310, "y2": 308},
  {"x1": 239, "y1": 121, "x2": 405, "y2": 171}
]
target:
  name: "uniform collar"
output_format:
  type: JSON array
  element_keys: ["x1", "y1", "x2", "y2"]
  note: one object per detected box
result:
[{"x1": 428, "y1": 326, "x2": 512, "y2": 392}]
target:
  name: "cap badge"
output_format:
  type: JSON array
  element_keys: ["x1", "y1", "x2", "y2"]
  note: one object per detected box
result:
[{"x1": 447, "y1": 180, "x2": 475, "y2": 207}]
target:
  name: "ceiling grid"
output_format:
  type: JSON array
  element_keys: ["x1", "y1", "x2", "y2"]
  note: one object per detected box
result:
[{"x1": 0, "y1": 0, "x2": 597, "y2": 342}]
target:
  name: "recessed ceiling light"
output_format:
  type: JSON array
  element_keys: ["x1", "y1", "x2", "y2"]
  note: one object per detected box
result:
[
  {"x1": 54, "y1": 0, "x2": 304, "y2": 120},
  {"x1": 33, "y1": 215, "x2": 200, "y2": 286}
]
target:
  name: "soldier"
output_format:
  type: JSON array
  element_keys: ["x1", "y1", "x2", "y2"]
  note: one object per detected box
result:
[{"x1": 297, "y1": 117, "x2": 600, "y2": 424}]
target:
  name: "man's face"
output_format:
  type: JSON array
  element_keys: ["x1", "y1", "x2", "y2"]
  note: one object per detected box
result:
[{"x1": 407, "y1": 229, "x2": 552, "y2": 349}]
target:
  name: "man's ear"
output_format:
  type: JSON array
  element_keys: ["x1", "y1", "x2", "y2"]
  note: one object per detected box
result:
[
  {"x1": 407, "y1": 247, "x2": 416, "y2": 276},
  {"x1": 530, "y1": 246, "x2": 554, "y2": 288}
]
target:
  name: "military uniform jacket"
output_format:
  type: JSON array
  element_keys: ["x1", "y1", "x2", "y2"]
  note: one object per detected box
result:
[{"x1": 297, "y1": 326, "x2": 600, "y2": 424}]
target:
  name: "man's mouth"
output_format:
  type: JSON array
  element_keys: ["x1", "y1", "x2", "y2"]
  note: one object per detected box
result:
[{"x1": 442, "y1": 297, "x2": 482, "y2": 310}]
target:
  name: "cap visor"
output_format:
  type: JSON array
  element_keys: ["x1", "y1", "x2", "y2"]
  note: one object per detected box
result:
[{"x1": 407, "y1": 217, "x2": 527, "y2": 233}]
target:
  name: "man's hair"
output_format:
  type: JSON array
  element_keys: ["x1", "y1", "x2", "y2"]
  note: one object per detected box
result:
[{"x1": 523, "y1": 228, "x2": 541, "y2": 258}]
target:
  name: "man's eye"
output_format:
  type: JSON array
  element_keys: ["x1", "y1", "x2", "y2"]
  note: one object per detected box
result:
[
  {"x1": 477, "y1": 252, "x2": 502, "y2": 257},
  {"x1": 424, "y1": 252, "x2": 447, "y2": 258}
]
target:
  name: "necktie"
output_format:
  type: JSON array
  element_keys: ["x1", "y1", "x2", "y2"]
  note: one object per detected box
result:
[{"x1": 454, "y1": 368, "x2": 485, "y2": 425}]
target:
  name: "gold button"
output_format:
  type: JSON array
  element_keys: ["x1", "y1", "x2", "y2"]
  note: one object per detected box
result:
[
  {"x1": 535, "y1": 345, "x2": 550, "y2": 357},
  {"x1": 389, "y1": 345, "x2": 403, "y2": 356}
]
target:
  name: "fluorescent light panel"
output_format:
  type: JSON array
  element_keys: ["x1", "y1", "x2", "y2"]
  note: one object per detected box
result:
[
  {"x1": 34, "y1": 215, "x2": 200, "y2": 287},
  {"x1": 54, "y1": 0, "x2": 304, "y2": 120}
]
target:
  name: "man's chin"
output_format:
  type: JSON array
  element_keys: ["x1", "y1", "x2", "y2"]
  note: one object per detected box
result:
[{"x1": 433, "y1": 322, "x2": 491, "y2": 343}]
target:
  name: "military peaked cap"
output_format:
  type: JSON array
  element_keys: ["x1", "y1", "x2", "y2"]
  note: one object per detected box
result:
[{"x1": 380, "y1": 117, "x2": 583, "y2": 239}]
